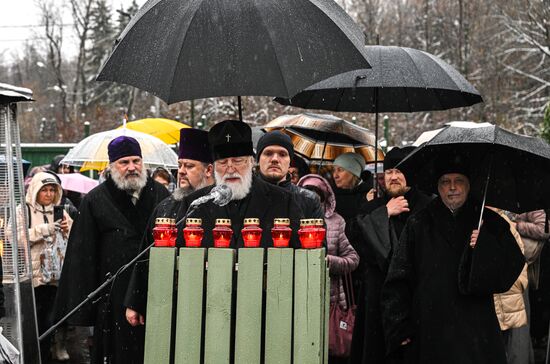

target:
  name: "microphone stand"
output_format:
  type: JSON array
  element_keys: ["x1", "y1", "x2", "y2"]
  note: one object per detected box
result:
[{"x1": 39, "y1": 204, "x2": 200, "y2": 341}]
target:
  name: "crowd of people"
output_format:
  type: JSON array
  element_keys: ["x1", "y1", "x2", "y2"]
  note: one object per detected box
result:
[{"x1": 3, "y1": 119, "x2": 549, "y2": 364}]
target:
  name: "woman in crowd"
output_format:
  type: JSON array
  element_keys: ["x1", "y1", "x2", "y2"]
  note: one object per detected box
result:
[
  {"x1": 8, "y1": 172, "x2": 73, "y2": 362},
  {"x1": 330, "y1": 152, "x2": 369, "y2": 221},
  {"x1": 298, "y1": 174, "x2": 359, "y2": 363}
]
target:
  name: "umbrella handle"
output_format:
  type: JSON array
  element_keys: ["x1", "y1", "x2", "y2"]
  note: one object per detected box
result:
[{"x1": 477, "y1": 153, "x2": 493, "y2": 231}]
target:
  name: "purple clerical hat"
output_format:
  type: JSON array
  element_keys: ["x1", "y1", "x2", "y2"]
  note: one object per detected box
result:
[
  {"x1": 179, "y1": 128, "x2": 213, "y2": 163},
  {"x1": 108, "y1": 136, "x2": 142, "y2": 163}
]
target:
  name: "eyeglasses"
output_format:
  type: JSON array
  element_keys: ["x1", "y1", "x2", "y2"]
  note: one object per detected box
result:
[{"x1": 216, "y1": 157, "x2": 248, "y2": 168}]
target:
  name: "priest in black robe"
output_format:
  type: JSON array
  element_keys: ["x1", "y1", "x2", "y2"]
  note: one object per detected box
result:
[
  {"x1": 54, "y1": 136, "x2": 169, "y2": 364},
  {"x1": 124, "y1": 120, "x2": 303, "y2": 323},
  {"x1": 348, "y1": 147, "x2": 433, "y2": 364},
  {"x1": 381, "y1": 159, "x2": 525, "y2": 364}
]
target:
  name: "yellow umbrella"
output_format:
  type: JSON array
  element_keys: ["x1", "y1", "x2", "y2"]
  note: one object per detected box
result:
[{"x1": 117, "y1": 118, "x2": 190, "y2": 144}]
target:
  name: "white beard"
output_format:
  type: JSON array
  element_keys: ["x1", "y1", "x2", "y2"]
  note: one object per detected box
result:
[
  {"x1": 173, "y1": 174, "x2": 212, "y2": 200},
  {"x1": 110, "y1": 167, "x2": 148, "y2": 193},
  {"x1": 214, "y1": 167, "x2": 253, "y2": 201}
]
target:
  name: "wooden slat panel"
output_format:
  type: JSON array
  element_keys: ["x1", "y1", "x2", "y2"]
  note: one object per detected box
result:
[
  {"x1": 234, "y1": 248, "x2": 264, "y2": 363},
  {"x1": 174, "y1": 248, "x2": 206, "y2": 364},
  {"x1": 265, "y1": 248, "x2": 294, "y2": 364},
  {"x1": 144, "y1": 247, "x2": 177, "y2": 364},
  {"x1": 204, "y1": 248, "x2": 235, "y2": 364},
  {"x1": 324, "y1": 265, "x2": 330, "y2": 364},
  {"x1": 293, "y1": 248, "x2": 325, "y2": 364}
]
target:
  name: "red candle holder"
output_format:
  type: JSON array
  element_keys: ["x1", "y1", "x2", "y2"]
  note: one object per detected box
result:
[
  {"x1": 242, "y1": 218, "x2": 262, "y2": 247},
  {"x1": 183, "y1": 218, "x2": 204, "y2": 247},
  {"x1": 298, "y1": 219, "x2": 317, "y2": 249},
  {"x1": 271, "y1": 218, "x2": 292, "y2": 248},
  {"x1": 213, "y1": 218, "x2": 233, "y2": 248},
  {"x1": 313, "y1": 219, "x2": 326, "y2": 248},
  {"x1": 153, "y1": 218, "x2": 177, "y2": 247}
]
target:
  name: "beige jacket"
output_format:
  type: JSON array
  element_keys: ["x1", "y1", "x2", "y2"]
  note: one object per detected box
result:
[
  {"x1": 8, "y1": 172, "x2": 73, "y2": 287},
  {"x1": 491, "y1": 209, "x2": 528, "y2": 330}
]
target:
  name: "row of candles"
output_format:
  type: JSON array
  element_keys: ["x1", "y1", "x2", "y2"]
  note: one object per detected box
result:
[{"x1": 153, "y1": 217, "x2": 326, "y2": 249}]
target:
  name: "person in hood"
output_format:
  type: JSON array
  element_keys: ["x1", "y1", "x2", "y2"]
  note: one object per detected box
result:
[
  {"x1": 7, "y1": 171, "x2": 73, "y2": 362},
  {"x1": 298, "y1": 174, "x2": 359, "y2": 361}
]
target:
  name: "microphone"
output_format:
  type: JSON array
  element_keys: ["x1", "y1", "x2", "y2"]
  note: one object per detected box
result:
[{"x1": 189, "y1": 184, "x2": 233, "y2": 209}]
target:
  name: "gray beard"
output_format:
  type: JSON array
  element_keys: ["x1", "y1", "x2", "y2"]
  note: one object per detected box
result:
[
  {"x1": 173, "y1": 175, "x2": 212, "y2": 201},
  {"x1": 110, "y1": 167, "x2": 147, "y2": 194}
]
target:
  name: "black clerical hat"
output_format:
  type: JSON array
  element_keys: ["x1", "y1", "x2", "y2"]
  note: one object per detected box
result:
[{"x1": 208, "y1": 120, "x2": 254, "y2": 160}]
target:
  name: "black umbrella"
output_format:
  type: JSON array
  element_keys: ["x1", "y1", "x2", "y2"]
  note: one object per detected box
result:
[
  {"x1": 275, "y1": 45, "x2": 482, "y2": 112},
  {"x1": 275, "y1": 45, "x2": 483, "y2": 183},
  {"x1": 96, "y1": 0, "x2": 371, "y2": 118},
  {"x1": 397, "y1": 123, "x2": 550, "y2": 218}
]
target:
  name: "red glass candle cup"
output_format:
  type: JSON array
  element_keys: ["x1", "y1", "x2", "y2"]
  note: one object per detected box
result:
[
  {"x1": 213, "y1": 218, "x2": 233, "y2": 248},
  {"x1": 298, "y1": 219, "x2": 317, "y2": 249},
  {"x1": 271, "y1": 218, "x2": 292, "y2": 248},
  {"x1": 183, "y1": 218, "x2": 204, "y2": 247},
  {"x1": 313, "y1": 219, "x2": 326, "y2": 248},
  {"x1": 153, "y1": 218, "x2": 177, "y2": 247},
  {"x1": 242, "y1": 218, "x2": 262, "y2": 247}
]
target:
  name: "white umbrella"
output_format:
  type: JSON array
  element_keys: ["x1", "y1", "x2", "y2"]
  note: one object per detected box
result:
[{"x1": 61, "y1": 128, "x2": 178, "y2": 171}]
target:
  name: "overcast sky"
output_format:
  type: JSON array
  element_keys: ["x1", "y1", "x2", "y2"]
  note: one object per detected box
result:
[{"x1": 0, "y1": 0, "x2": 146, "y2": 61}]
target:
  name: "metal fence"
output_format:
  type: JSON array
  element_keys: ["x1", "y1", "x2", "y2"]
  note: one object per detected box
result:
[{"x1": 144, "y1": 247, "x2": 329, "y2": 364}]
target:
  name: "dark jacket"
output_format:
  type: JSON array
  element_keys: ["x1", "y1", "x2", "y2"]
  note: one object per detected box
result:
[
  {"x1": 381, "y1": 198, "x2": 525, "y2": 364},
  {"x1": 55, "y1": 176, "x2": 169, "y2": 364},
  {"x1": 273, "y1": 175, "x2": 324, "y2": 219},
  {"x1": 332, "y1": 181, "x2": 371, "y2": 222},
  {"x1": 348, "y1": 188, "x2": 433, "y2": 364}
]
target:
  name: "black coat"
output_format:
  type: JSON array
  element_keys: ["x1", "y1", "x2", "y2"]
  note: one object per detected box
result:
[
  {"x1": 333, "y1": 181, "x2": 371, "y2": 222},
  {"x1": 348, "y1": 188, "x2": 433, "y2": 364},
  {"x1": 124, "y1": 176, "x2": 304, "y2": 315},
  {"x1": 381, "y1": 198, "x2": 525, "y2": 364},
  {"x1": 274, "y1": 176, "x2": 324, "y2": 219},
  {"x1": 54, "y1": 176, "x2": 169, "y2": 364}
]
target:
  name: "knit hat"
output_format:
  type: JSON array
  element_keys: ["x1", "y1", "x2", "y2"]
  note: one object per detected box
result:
[
  {"x1": 179, "y1": 128, "x2": 213, "y2": 163},
  {"x1": 333, "y1": 152, "x2": 365, "y2": 178},
  {"x1": 108, "y1": 136, "x2": 142, "y2": 163},
  {"x1": 208, "y1": 120, "x2": 254, "y2": 160},
  {"x1": 256, "y1": 131, "x2": 294, "y2": 161}
]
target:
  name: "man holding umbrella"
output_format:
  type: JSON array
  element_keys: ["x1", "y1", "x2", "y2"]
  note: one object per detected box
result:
[
  {"x1": 347, "y1": 147, "x2": 433, "y2": 364},
  {"x1": 381, "y1": 156, "x2": 525, "y2": 364}
]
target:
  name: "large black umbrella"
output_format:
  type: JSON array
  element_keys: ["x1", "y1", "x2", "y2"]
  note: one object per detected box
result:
[
  {"x1": 397, "y1": 123, "x2": 550, "y2": 215},
  {"x1": 275, "y1": 45, "x2": 483, "y2": 186},
  {"x1": 275, "y1": 45, "x2": 482, "y2": 112},
  {"x1": 96, "y1": 0, "x2": 371, "y2": 107}
]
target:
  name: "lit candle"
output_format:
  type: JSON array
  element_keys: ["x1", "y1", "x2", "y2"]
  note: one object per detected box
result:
[
  {"x1": 153, "y1": 218, "x2": 177, "y2": 247},
  {"x1": 242, "y1": 218, "x2": 262, "y2": 247},
  {"x1": 213, "y1": 218, "x2": 233, "y2": 248},
  {"x1": 298, "y1": 219, "x2": 317, "y2": 249},
  {"x1": 183, "y1": 218, "x2": 204, "y2": 247},
  {"x1": 272, "y1": 218, "x2": 292, "y2": 248}
]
